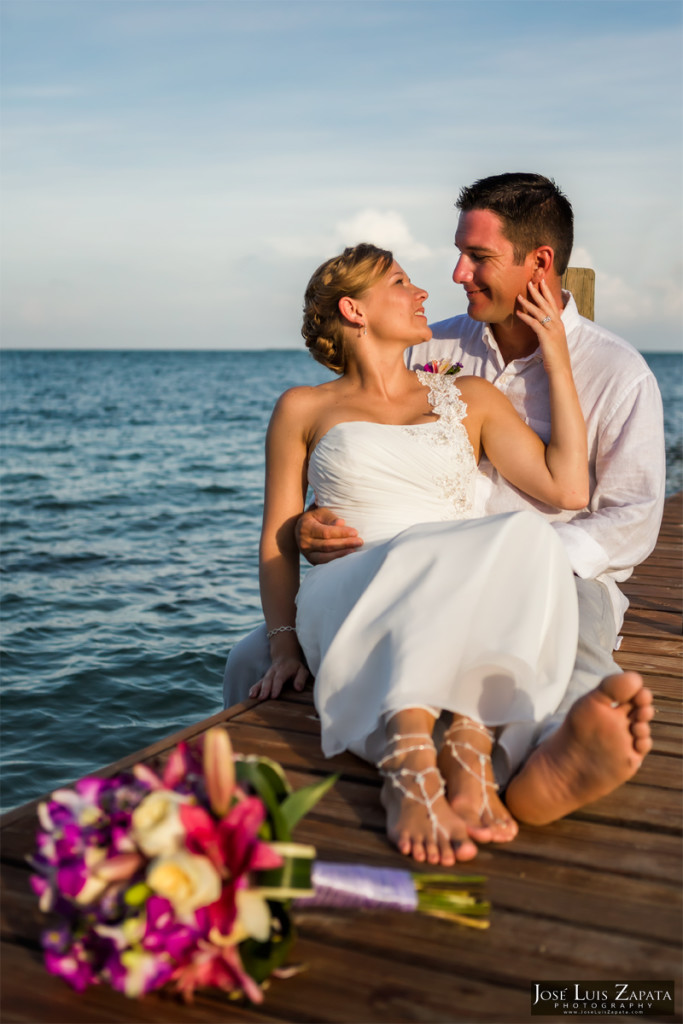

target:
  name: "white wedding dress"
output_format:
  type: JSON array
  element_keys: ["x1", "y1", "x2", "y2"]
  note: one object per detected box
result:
[{"x1": 295, "y1": 372, "x2": 578, "y2": 784}]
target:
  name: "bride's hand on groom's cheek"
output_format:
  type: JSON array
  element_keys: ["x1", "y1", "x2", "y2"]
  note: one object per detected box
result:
[
  {"x1": 249, "y1": 657, "x2": 310, "y2": 701},
  {"x1": 296, "y1": 506, "x2": 364, "y2": 565}
]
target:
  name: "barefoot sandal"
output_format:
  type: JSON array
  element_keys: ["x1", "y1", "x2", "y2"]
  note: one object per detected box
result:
[
  {"x1": 442, "y1": 721, "x2": 508, "y2": 828},
  {"x1": 377, "y1": 733, "x2": 447, "y2": 843}
]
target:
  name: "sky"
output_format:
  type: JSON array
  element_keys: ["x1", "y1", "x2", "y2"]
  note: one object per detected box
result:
[{"x1": 1, "y1": 0, "x2": 681, "y2": 352}]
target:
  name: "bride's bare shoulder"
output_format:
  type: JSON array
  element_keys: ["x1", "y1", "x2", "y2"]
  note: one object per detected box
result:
[
  {"x1": 456, "y1": 375, "x2": 501, "y2": 405},
  {"x1": 456, "y1": 375, "x2": 495, "y2": 396},
  {"x1": 455, "y1": 376, "x2": 507, "y2": 425},
  {"x1": 270, "y1": 380, "x2": 341, "y2": 428}
]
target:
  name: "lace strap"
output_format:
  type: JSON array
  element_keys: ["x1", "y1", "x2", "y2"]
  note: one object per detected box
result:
[{"x1": 414, "y1": 369, "x2": 468, "y2": 425}]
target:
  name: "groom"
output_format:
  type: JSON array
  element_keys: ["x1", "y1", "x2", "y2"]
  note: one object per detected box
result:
[{"x1": 223, "y1": 172, "x2": 665, "y2": 820}]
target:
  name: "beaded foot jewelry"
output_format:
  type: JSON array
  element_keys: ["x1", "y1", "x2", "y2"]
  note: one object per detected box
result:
[
  {"x1": 441, "y1": 721, "x2": 509, "y2": 828},
  {"x1": 377, "y1": 733, "x2": 448, "y2": 843}
]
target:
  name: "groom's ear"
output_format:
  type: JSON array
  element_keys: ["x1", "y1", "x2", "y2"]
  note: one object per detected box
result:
[{"x1": 529, "y1": 245, "x2": 555, "y2": 282}]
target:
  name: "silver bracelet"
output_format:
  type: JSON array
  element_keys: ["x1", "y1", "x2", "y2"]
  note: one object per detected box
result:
[{"x1": 266, "y1": 625, "x2": 297, "y2": 639}]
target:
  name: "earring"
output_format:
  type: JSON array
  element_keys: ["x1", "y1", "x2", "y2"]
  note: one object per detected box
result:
[{"x1": 359, "y1": 323, "x2": 367, "y2": 337}]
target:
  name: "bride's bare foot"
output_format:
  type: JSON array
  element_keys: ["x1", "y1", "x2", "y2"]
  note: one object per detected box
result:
[
  {"x1": 438, "y1": 717, "x2": 518, "y2": 843},
  {"x1": 505, "y1": 672, "x2": 653, "y2": 826},
  {"x1": 378, "y1": 733, "x2": 478, "y2": 865}
]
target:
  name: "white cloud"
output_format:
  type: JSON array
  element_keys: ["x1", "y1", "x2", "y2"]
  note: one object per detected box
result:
[
  {"x1": 334, "y1": 210, "x2": 433, "y2": 261},
  {"x1": 563, "y1": 245, "x2": 682, "y2": 342},
  {"x1": 265, "y1": 207, "x2": 443, "y2": 272},
  {"x1": 597, "y1": 270, "x2": 683, "y2": 326},
  {"x1": 570, "y1": 246, "x2": 593, "y2": 269}
]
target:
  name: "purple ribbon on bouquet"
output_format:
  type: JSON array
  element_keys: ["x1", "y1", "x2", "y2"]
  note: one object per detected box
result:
[{"x1": 294, "y1": 862, "x2": 419, "y2": 912}]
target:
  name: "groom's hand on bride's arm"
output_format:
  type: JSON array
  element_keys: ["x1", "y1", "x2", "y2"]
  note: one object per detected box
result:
[{"x1": 295, "y1": 506, "x2": 364, "y2": 565}]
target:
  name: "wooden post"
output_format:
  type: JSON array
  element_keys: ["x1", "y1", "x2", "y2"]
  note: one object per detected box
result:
[{"x1": 562, "y1": 267, "x2": 595, "y2": 320}]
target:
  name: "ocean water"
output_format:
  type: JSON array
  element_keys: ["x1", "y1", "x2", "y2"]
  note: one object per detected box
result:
[{"x1": 1, "y1": 349, "x2": 681, "y2": 812}]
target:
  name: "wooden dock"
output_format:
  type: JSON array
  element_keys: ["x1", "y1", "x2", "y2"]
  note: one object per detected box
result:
[{"x1": 1, "y1": 493, "x2": 681, "y2": 1024}]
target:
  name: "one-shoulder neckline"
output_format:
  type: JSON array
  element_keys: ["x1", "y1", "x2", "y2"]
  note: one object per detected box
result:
[
  {"x1": 309, "y1": 370, "x2": 463, "y2": 458},
  {"x1": 310, "y1": 417, "x2": 441, "y2": 459}
]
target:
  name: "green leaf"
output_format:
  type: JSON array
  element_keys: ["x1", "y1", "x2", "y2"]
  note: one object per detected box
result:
[
  {"x1": 412, "y1": 873, "x2": 487, "y2": 889},
  {"x1": 416, "y1": 884, "x2": 491, "y2": 925},
  {"x1": 279, "y1": 773, "x2": 338, "y2": 832},
  {"x1": 254, "y1": 855, "x2": 314, "y2": 896},
  {"x1": 236, "y1": 757, "x2": 292, "y2": 802},
  {"x1": 410, "y1": 871, "x2": 490, "y2": 927},
  {"x1": 237, "y1": 761, "x2": 291, "y2": 842},
  {"x1": 240, "y1": 901, "x2": 295, "y2": 987}
]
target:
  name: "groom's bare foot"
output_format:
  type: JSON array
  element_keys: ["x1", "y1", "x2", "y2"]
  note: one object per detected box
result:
[
  {"x1": 438, "y1": 717, "x2": 518, "y2": 843},
  {"x1": 379, "y1": 737, "x2": 478, "y2": 865},
  {"x1": 505, "y1": 672, "x2": 653, "y2": 826}
]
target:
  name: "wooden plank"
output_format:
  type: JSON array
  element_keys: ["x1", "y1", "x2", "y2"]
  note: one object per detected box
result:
[
  {"x1": 650, "y1": 700, "x2": 682, "y2": 726},
  {"x1": 619, "y1": 586, "x2": 681, "y2": 613},
  {"x1": 616, "y1": 649, "x2": 682, "y2": 679},
  {"x1": 569, "y1": 785, "x2": 681, "y2": 832},
  {"x1": 293, "y1": 906, "x2": 683, "y2": 987},
  {"x1": 620, "y1": 609, "x2": 681, "y2": 638},
  {"x1": 631, "y1": 673, "x2": 682, "y2": 699},
  {"x1": 562, "y1": 268, "x2": 595, "y2": 320},
  {"x1": 0, "y1": 941, "x2": 282, "y2": 1024},
  {"x1": 619, "y1": 634, "x2": 681, "y2": 657},
  {"x1": 621, "y1": 576, "x2": 682, "y2": 599},
  {"x1": 631, "y1": 750, "x2": 682, "y2": 789},
  {"x1": 629, "y1": 558, "x2": 683, "y2": 577},
  {"x1": 242, "y1": 936, "x2": 529, "y2": 1024}
]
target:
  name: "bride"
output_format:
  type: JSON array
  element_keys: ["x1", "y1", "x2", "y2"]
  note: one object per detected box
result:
[{"x1": 251, "y1": 243, "x2": 647, "y2": 866}]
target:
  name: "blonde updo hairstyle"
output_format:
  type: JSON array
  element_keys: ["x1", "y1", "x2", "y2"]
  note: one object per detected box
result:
[{"x1": 302, "y1": 243, "x2": 393, "y2": 374}]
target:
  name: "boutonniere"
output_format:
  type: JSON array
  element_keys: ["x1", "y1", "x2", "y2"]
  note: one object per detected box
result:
[{"x1": 417, "y1": 359, "x2": 463, "y2": 376}]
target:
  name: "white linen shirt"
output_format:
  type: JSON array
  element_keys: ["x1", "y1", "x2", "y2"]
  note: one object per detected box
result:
[{"x1": 406, "y1": 292, "x2": 666, "y2": 631}]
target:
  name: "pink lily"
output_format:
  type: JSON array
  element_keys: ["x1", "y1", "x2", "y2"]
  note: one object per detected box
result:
[
  {"x1": 132, "y1": 764, "x2": 165, "y2": 791},
  {"x1": 133, "y1": 741, "x2": 197, "y2": 793},
  {"x1": 171, "y1": 940, "x2": 263, "y2": 1004},
  {"x1": 163, "y1": 742, "x2": 191, "y2": 790},
  {"x1": 181, "y1": 799, "x2": 282, "y2": 879},
  {"x1": 180, "y1": 797, "x2": 282, "y2": 936},
  {"x1": 203, "y1": 728, "x2": 235, "y2": 818}
]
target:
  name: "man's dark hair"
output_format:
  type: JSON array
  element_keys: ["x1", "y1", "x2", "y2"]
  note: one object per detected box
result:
[{"x1": 456, "y1": 173, "x2": 574, "y2": 275}]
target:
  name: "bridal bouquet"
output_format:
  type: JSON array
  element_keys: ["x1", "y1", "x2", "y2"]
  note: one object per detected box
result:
[{"x1": 30, "y1": 726, "x2": 489, "y2": 1005}]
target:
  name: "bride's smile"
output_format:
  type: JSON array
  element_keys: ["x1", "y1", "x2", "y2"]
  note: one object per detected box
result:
[{"x1": 358, "y1": 261, "x2": 432, "y2": 347}]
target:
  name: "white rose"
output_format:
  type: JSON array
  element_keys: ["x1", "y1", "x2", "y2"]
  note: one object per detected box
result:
[
  {"x1": 131, "y1": 790, "x2": 189, "y2": 857},
  {"x1": 146, "y1": 850, "x2": 222, "y2": 917},
  {"x1": 235, "y1": 888, "x2": 272, "y2": 941}
]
